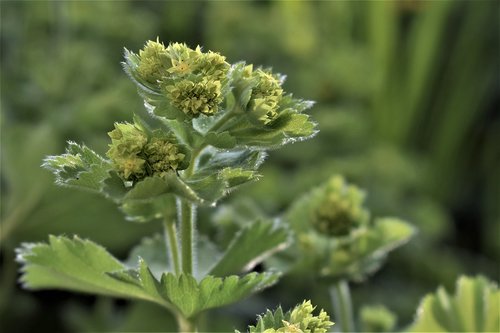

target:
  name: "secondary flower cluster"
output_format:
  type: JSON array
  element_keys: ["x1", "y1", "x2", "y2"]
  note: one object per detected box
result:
[
  {"x1": 106, "y1": 122, "x2": 187, "y2": 182},
  {"x1": 277, "y1": 175, "x2": 414, "y2": 281},
  {"x1": 312, "y1": 175, "x2": 369, "y2": 236}
]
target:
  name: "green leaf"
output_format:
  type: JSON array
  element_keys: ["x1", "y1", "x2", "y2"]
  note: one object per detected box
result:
[
  {"x1": 409, "y1": 275, "x2": 499, "y2": 332},
  {"x1": 197, "y1": 149, "x2": 266, "y2": 172},
  {"x1": 17, "y1": 236, "x2": 278, "y2": 319},
  {"x1": 166, "y1": 119, "x2": 204, "y2": 148},
  {"x1": 205, "y1": 131, "x2": 237, "y2": 149},
  {"x1": 157, "y1": 272, "x2": 280, "y2": 318},
  {"x1": 229, "y1": 112, "x2": 318, "y2": 149},
  {"x1": 16, "y1": 236, "x2": 170, "y2": 308},
  {"x1": 102, "y1": 171, "x2": 128, "y2": 201},
  {"x1": 210, "y1": 219, "x2": 290, "y2": 276},
  {"x1": 125, "y1": 234, "x2": 170, "y2": 279},
  {"x1": 43, "y1": 142, "x2": 112, "y2": 193}
]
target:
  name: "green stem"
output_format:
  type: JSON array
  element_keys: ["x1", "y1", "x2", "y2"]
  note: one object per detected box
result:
[
  {"x1": 330, "y1": 280, "x2": 355, "y2": 332},
  {"x1": 179, "y1": 198, "x2": 195, "y2": 275},
  {"x1": 176, "y1": 314, "x2": 197, "y2": 332},
  {"x1": 163, "y1": 217, "x2": 181, "y2": 276}
]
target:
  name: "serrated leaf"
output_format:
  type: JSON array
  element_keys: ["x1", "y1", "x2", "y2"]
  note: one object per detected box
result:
[
  {"x1": 210, "y1": 219, "x2": 290, "y2": 276},
  {"x1": 16, "y1": 236, "x2": 170, "y2": 308},
  {"x1": 158, "y1": 272, "x2": 280, "y2": 318},
  {"x1": 409, "y1": 275, "x2": 499, "y2": 332},
  {"x1": 43, "y1": 142, "x2": 112, "y2": 193},
  {"x1": 17, "y1": 236, "x2": 278, "y2": 319}
]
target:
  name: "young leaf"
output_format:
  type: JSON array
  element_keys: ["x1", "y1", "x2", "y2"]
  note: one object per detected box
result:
[
  {"x1": 209, "y1": 219, "x2": 290, "y2": 276},
  {"x1": 229, "y1": 112, "x2": 317, "y2": 149},
  {"x1": 43, "y1": 142, "x2": 112, "y2": 193},
  {"x1": 409, "y1": 275, "x2": 499, "y2": 332}
]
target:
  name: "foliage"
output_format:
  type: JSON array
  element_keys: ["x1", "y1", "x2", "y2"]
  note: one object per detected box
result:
[
  {"x1": 1, "y1": 1, "x2": 497, "y2": 332},
  {"x1": 274, "y1": 175, "x2": 415, "y2": 282},
  {"x1": 17, "y1": 235, "x2": 280, "y2": 320},
  {"x1": 409, "y1": 275, "x2": 499, "y2": 332}
]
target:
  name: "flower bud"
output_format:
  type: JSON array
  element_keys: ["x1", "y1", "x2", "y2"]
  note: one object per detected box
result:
[
  {"x1": 312, "y1": 175, "x2": 369, "y2": 236},
  {"x1": 137, "y1": 40, "x2": 170, "y2": 84},
  {"x1": 144, "y1": 136, "x2": 186, "y2": 176},
  {"x1": 248, "y1": 69, "x2": 283, "y2": 125}
]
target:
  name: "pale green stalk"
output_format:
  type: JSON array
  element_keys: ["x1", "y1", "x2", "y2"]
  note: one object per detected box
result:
[
  {"x1": 163, "y1": 217, "x2": 181, "y2": 276},
  {"x1": 330, "y1": 280, "x2": 355, "y2": 332}
]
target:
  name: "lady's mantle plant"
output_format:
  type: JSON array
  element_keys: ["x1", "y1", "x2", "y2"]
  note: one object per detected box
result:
[
  {"x1": 270, "y1": 175, "x2": 416, "y2": 332},
  {"x1": 16, "y1": 39, "x2": 316, "y2": 332}
]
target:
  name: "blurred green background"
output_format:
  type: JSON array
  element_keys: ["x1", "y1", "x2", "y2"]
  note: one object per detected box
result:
[{"x1": 1, "y1": 1, "x2": 498, "y2": 332}]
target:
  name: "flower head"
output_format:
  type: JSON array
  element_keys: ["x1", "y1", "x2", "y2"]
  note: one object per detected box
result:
[
  {"x1": 136, "y1": 39, "x2": 170, "y2": 84},
  {"x1": 106, "y1": 123, "x2": 148, "y2": 181},
  {"x1": 144, "y1": 135, "x2": 186, "y2": 176},
  {"x1": 106, "y1": 123, "x2": 186, "y2": 181},
  {"x1": 312, "y1": 175, "x2": 369, "y2": 236},
  {"x1": 165, "y1": 78, "x2": 223, "y2": 117}
]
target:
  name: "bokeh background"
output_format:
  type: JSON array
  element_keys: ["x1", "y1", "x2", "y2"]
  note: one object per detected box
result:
[{"x1": 1, "y1": 1, "x2": 498, "y2": 332}]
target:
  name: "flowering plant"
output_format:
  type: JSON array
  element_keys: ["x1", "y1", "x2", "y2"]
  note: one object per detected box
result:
[{"x1": 15, "y1": 39, "x2": 498, "y2": 332}]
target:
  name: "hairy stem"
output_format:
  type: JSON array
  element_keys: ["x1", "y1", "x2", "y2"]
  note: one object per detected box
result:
[
  {"x1": 163, "y1": 217, "x2": 181, "y2": 276},
  {"x1": 330, "y1": 280, "x2": 355, "y2": 332},
  {"x1": 179, "y1": 198, "x2": 195, "y2": 275}
]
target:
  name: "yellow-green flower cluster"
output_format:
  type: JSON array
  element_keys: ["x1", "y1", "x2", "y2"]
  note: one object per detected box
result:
[
  {"x1": 136, "y1": 40, "x2": 230, "y2": 118},
  {"x1": 264, "y1": 301, "x2": 334, "y2": 333},
  {"x1": 106, "y1": 123, "x2": 185, "y2": 181},
  {"x1": 312, "y1": 175, "x2": 369, "y2": 236},
  {"x1": 136, "y1": 40, "x2": 171, "y2": 85},
  {"x1": 165, "y1": 78, "x2": 223, "y2": 117},
  {"x1": 247, "y1": 66, "x2": 284, "y2": 125}
]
